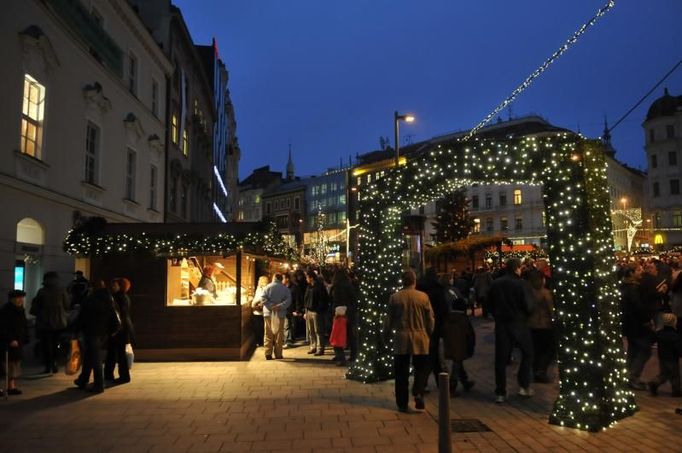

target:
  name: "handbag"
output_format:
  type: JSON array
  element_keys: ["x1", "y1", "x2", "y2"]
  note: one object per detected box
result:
[
  {"x1": 125, "y1": 343, "x2": 134, "y2": 370},
  {"x1": 65, "y1": 339, "x2": 82, "y2": 375}
]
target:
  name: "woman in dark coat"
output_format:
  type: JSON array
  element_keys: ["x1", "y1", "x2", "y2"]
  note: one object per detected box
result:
[
  {"x1": 441, "y1": 276, "x2": 475, "y2": 395},
  {"x1": 30, "y1": 271, "x2": 69, "y2": 374},
  {"x1": 104, "y1": 278, "x2": 134, "y2": 384},
  {"x1": 0, "y1": 290, "x2": 29, "y2": 395}
]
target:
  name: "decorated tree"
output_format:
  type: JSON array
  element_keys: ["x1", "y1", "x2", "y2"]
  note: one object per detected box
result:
[{"x1": 430, "y1": 189, "x2": 475, "y2": 244}]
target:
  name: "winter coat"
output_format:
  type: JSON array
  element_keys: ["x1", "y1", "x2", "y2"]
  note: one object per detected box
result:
[
  {"x1": 473, "y1": 271, "x2": 493, "y2": 300},
  {"x1": 75, "y1": 289, "x2": 119, "y2": 340},
  {"x1": 416, "y1": 278, "x2": 449, "y2": 337},
  {"x1": 442, "y1": 310, "x2": 475, "y2": 361},
  {"x1": 0, "y1": 302, "x2": 29, "y2": 361},
  {"x1": 527, "y1": 287, "x2": 554, "y2": 330},
  {"x1": 655, "y1": 326, "x2": 682, "y2": 365},
  {"x1": 489, "y1": 273, "x2": 531, "y2": 324},
  {"x1": 113, "y1": 291, "x2": 135, "y2": 344},
  {"x1": 383, "y1": 288, "x2": 434, "y2": 355},
  {"x1": 304, "y1": 280, "x2": 329, "y2": 313},
  {"x1": 331, "y1": 281, "x2": 357, "y2": 311},
  {"x1": 30, "y1": 285, "x2": 69, "y2": 330},
  {"x1": 621, "y1": 279, "x2": 654, "y2": 339}
]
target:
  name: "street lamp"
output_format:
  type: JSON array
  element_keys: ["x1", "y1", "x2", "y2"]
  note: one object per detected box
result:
[
  {"x1": 620, "y1": 197, "x2": 627, "y2": 211},
  {"x1": 394, "y1": 111, "x2": 415, "y2": 166}
]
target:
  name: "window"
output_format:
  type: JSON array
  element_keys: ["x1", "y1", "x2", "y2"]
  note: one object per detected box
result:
[
  {"x1": 473, "y1": 218, "x2": 480, "y2": 233},
  {"x1": 499, "y1": 191, "x2": 507, "y2": 207},
  {"x1": 649, "y1": 129, "x2": 655, "y2": 143},
  {"x1": 294, "y1": 197, "x2": 300, "y2": 210},
  {"x1": 654, "y1": 213, "x2": 661, "y2": 228},
  {"x1": 356, "y1": 177, "x2": 361, "y2": 186},
  {"x1": 653, "y1": 182, "x2": 660, "y2": 197},
  {"x1": 151, "y1": 79, "x2": 159, "y2": 117},
  {"x1": 472, "y1": 195, "x2": 479, "y2": 210},
  {"x1": 331, "y1": 182, "x2": 337, "y2": 191},
  {"x1": 312, "y1": 186, "x2": 318, "y2": 196},
  {"x1": 667, "y1": 125, "x2": 675, "y2": 140},
  {"x1": 366, "y1": 174, "x2": 372, "y2": 184},
  {"x1": 485, "y1": 194, "x2": 492, "y2": 209},
  {"x1": 321, "y1": 184, "x2": 327, "y2": 194},
  {"x1": 171, "y1": 114, "x2": 178, "y2": 144},
  {"x1": 149, "y1": 165, "x2": 158, "y2": 210},
  {"x1": 671, "y1": 179, "x2": 680, "y2": 195},
  {"x1": 127, "y1": 52, "x2": 137, "y2": 95},
  {"x1": 339, "y1": 211, "x2": 346, "y2": 224},
  {"x1": 84, "y1": 121, "x2": 99, "y2": 184},
  {"x1": 125, "y1": 149, "x2": 136, "y2": 200},
  {"x1": 180, "y1": 184, "x2": 188, "y2": 218},
  {"x1": 485, "y1": 218, "x2": 493, "y2": 232},
  {"x1": 20, "y1": 74, "x2": 46, "y2": 159},
  {"x1": 515, "y1": 216, "x2": 523, "y2": 230},
  {"x1": 182, "y1": 128, "x2": 189, "y2": 157},
  {"x1": 255, "y1": 195, "x2": 261, "y2": 204},
  {"x1": 651, "y1": 154, "x2": 658, "y2": 168},
  {"x1": 500, "y1": 217, "x2": 508, "y2": 231},
  {"x1": 286, "y1": 198, "x2": 290, "y2": 208},
  {"x1": 339, "y1": 194, "x2": 346, "y2": 205},
  {"x1": 170, "y1": 177, "x2": 178, "y2": 212},
  {"x1": 513, "y1": 189, "x2": 522, "y2": 205},
  {"x1": 669, "y1": 151, "x2": 678, "y2": 166},
  {"x1": 674, "y1": 212, "x2": 682, "y2": 227}
]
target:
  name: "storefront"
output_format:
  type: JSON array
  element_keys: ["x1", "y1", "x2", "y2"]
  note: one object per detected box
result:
[{"x1": 64, "y1": 219, "x2": 286, "y2": 361}]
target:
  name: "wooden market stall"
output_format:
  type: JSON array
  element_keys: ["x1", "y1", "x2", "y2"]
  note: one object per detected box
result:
[{"x1": 64, "y1": 219, "x2": 286, "y2": 361}]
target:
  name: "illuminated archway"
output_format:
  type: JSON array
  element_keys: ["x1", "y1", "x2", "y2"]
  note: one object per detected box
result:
[
  {"x1": 347, "y1": 132, "x2": 637, "y2": 431},
  {"x1": 16, "y1": 217, "x2": 45, "y2": 245}
]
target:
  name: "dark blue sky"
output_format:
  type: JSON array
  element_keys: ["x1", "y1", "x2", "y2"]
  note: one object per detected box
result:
[{"x1": 175, "y1": 0, "x2": 682, "y2": 179}]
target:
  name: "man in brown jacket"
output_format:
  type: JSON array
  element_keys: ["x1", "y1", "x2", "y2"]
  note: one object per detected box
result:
[{"x1": 384, "y1": 270, "x2": 435, "y2": 412}]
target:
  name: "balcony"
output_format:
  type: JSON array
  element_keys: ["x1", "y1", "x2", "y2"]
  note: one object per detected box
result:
[{"x1": 49, "y1": 0, "x2": 123, "y2": 76}]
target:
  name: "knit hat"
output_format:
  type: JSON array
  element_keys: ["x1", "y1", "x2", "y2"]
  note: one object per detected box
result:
[{"x1": 662, "y1": 313, "x2": 678, "y2": 328}]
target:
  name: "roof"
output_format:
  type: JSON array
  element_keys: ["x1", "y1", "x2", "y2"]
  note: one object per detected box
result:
[
  {"x1": 646, "y1": 88, "x2": 682, "y2": 121},
  {"x1": 262, "y1": 178, "x2": 309, "y2": 198},
  {"x1": 239, "y1": 166, "x2": 282, "y2": 189}
]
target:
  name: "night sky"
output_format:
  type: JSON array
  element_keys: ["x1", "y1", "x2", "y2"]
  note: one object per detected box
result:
[{"x1": 174, "y1": 0, "x2": 682, "y2": 179}]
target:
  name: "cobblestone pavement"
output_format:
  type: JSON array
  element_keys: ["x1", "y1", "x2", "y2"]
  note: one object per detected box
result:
[{"x1": 1, "y1": 318, "x2": 681, "y2": 452}]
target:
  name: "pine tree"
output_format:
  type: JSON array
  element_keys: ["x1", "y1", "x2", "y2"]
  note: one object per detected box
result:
[{"x1": 431, "y1": 189, "x2": 474, "y2": 244}]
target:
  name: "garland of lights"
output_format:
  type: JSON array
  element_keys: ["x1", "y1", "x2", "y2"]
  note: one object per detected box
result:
[
  {"x1": 484, "y1": 249, "x2": 548, "y2": 261},
  {"x1": 347, "y1": 133, "x2": 637, "y2": 432},
  {"x1": 464, "y1": 0, "x2": 616, "y2": 140},
  {"x1": 63, "y1": 220, "x2": 289, "y2": 258}
]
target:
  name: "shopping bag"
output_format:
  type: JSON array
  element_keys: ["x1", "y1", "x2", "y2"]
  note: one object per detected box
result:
[
  {"x1": 65, "y1": 339, "x2": 82, "y2": 375},
  {"x1": 125, "y1": 343, "x2": 134, "y2": 370},
  {"x1": 329, "y1": 316, "x2": 347, "y2": 348}
]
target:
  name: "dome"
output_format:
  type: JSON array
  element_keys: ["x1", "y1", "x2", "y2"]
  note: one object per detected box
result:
[{"x1": 646, "y1": 88, "x2": 682, "y2": 121}]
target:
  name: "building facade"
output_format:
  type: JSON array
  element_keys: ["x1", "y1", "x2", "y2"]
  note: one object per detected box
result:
[
  {"x1": 644, "y1": 88, "x2": 682, "y2": 249},
  {"x1": 304, "y1": 168, "x2": 349, "y2": 260},
  {"x1": 261, "y1": 181, "x2": 307, "y2": 248},
  {"x1": 0, "y1": 0, "x2": 171, "y2": 297}
]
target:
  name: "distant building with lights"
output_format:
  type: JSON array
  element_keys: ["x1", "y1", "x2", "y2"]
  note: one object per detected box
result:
[
  {"x1": 644, "y1": 88, "x2": 682, "y2": 250},
  {"x1": 237, "y1": 166, "x2": 282, "y2": 222}
]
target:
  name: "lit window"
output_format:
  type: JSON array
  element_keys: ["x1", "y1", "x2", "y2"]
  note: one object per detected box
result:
[
  {"x1": 182, "y1": 128, "x2": 189, "y2": 156},
  {"x1": 321, "y1": 184, "x2": 327, "y2": 194},
  {"x1": 357, "y1": 177, "x2": 361, "y2": 186},
  {"x1": 20, "y1": 74, "x2": 46, "y2": 159},
  {"x1": 367, "y1": 174, "x2": 372, "y2": 184},
  {"x1": 171, "y1": 114, "x2": 178, "y2": 144},
  {"x1": 125, "y1": 149, "x2": 136, "y2": 200},
  {"x1": 674, "y1": 212, "x2": 682, "y2": 227},
  {"x1": 84, "y1": 121, "x2": 99, "y2": 184},
  {"x1": 513, "y1": 189, "x2": 522, "y2": 205},
  {"x1": 473, "y1": 218, "x2": 481, "y2": 233}
]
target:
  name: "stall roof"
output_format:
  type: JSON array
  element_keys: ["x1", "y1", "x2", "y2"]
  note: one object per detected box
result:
[{"x1": 63, "y1": 218, "x2": 288, "y2": 258}]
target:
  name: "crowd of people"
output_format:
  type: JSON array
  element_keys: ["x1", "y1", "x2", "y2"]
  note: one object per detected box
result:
[
  {"x1": 251, "y1": 266, "x2": 359, "y2": 366},
  {"x1": 0, "y1": 271, "x2": 134, "y2": 396}
]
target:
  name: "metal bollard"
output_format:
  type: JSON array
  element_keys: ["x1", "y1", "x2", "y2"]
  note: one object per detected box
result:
[{"x1": 438, "y1": 372, "x2": 452, "y2": 453}]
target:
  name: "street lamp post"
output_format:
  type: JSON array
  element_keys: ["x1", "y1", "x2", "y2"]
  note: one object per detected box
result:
[{"x1": 394, "y1": 111, "x2": 415, "y2": 166}]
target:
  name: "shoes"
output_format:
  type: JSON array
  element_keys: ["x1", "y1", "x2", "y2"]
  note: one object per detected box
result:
[
  {"x1": 284, "y1": 343, "x2": 294, "y2": 349},
  {"x1": 73, "y1": 379, "x2": 86, "y2": 390},
  {"x1": 495, "y1": 394, "x2": 506, "y2": 404},
  {"x1": 88, "y1": 387, "x2": 104, "y2": 394},
  {"x1": 518, "y1": 387, "x2": 535, "y2": 397},
  {"x1": 414, "y1": 395, "x2": 425, "y2": 411},
  {"x1": 7, "y1": 388, "x2": 22, "y2": 395},
  {"x1": 314, "y1": 350, "x2": 324, "y2": 356},
  {"x1": 628, "y1": 380, "x2": 647, "y2": 391},
  {"x1": 648, "y1": 382, "x2": 659, "y2": 396},
  {"x1": 307, "y1": 349, "x2": 317, "y2": 355},
  {"x1": 398, "y1": 406, "x2": 408, "y2": 413},
  {"x1": 114, "y1": 378, "x2": 131, "y2": 385},
  {"x1": 275, "y1": 356, "x2": 283, "y2": 360},
  {"x1": 265, "y1": 355, "x2": 273, "y2": 360},
  {"x1": 463, "y1": 380, "x2": 475, "y2": 392}
]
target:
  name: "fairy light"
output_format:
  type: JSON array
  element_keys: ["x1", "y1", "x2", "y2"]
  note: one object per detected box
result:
[
  {"x1": 346, "y1": 133, "x2": 637, "y2": 431},
  {"x1": 463, "y1": 0, "x2": 616, "y2": 140}
]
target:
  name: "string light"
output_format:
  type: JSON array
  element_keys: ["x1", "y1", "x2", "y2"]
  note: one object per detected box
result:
[
  {"x1": 463, "y1": 0, "x2": 616, "y2": 140},
  {"x1": 346, "y1": 133, "x2": 637, "y2": 431}
]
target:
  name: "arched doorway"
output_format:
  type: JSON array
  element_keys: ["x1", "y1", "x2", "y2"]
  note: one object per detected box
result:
[
  {"x1": 347, "y1": 133, "x2": 637, "y2": 431},
  {"x1": 16, "y1": 217, "x2": 45, "y2": 303}
]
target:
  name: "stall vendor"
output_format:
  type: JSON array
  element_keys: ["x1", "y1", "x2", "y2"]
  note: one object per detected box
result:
[{"x1": 198, "y1": 265, "x2": 218, "y2": 297}]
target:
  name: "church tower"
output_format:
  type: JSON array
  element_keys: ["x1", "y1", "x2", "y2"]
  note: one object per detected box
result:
[{"x1": 286, "y1": 144, "x2": 295, "y2": 181}]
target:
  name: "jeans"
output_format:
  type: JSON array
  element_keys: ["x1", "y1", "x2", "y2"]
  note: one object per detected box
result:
[
  {"x1": 495, "y1": 322, "x2": 533, "y2": 395},
  {"x1": 626, "y1": 335, "x2": 653, "y2": 382},
  {"x1": 284, "y1": 314, "x2": 295, "y2": 344},
  {"x1": 77, "y1": 336, "x2": 104, "y2": 390},
  {"x1": 264, "y1": 316, "x2": 285, "y2": 358},
  {"x1": 394, "y1": 354, "x2": 430, "y2": 410}
]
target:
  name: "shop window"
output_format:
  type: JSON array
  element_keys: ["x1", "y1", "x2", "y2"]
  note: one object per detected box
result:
[
  {"x1": 166, "y1": 256, "x2": 250, "y2": 307},
  {"x1": 514, "y1": 189, "x2": 522, "y2": 205},
  {"x1": 84, "y1": 121, "x2": 99, "y2": 184},
  {"x1": 20, "y1": 74, "x2": 46, "y2": 159}
]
